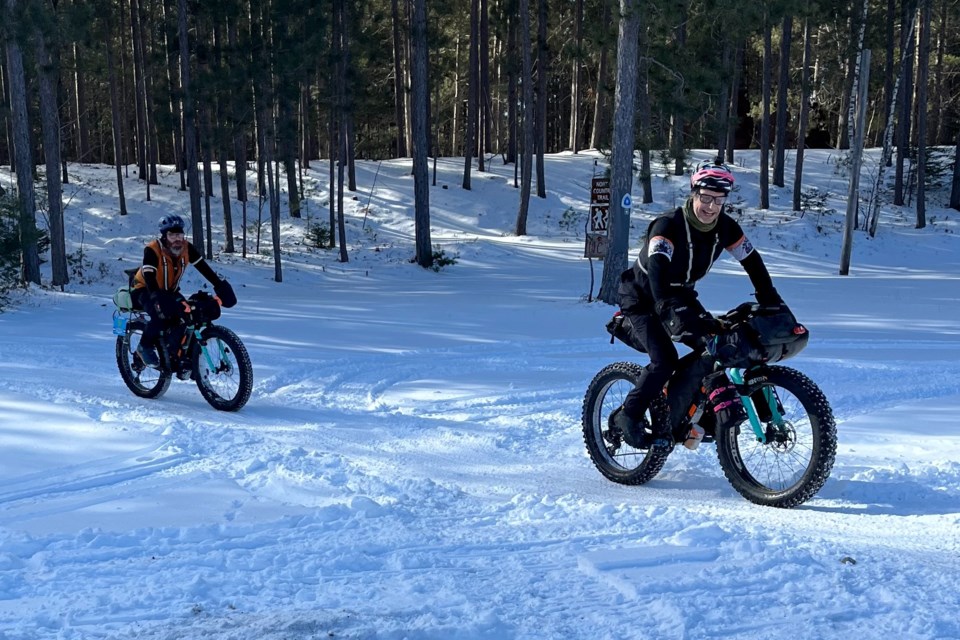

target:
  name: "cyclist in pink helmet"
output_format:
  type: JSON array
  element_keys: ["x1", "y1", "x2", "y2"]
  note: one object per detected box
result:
[{"x1": 611, "y1": 160, "x2": 783, "y2": 450}]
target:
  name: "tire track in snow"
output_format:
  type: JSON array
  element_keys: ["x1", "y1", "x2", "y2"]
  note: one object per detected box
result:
[{"x1": 0, "y1": 446, "x2": 194, "y2": 525}]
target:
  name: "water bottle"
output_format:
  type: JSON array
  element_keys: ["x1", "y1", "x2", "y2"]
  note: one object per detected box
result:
[
  {"x1": 683, "y1": 424, "x2": 705, "y2": 450},
  {"x1": 112, "y1": 312, "x2": 128, "y2": 336}
]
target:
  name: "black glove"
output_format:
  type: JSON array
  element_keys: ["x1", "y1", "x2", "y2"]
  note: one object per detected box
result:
[
  {"x1": 150, "y1": 290, "x2": 182, "y2": 321},
  {"x1": 214, "y1": 279, "x2": 237, "y2": 308},
  {"x1": 655, "y1": 297, "x2": 720, "y2": 343},
  {"x1": 755, "y1": 287, "x2": 784, "y2": 309}
]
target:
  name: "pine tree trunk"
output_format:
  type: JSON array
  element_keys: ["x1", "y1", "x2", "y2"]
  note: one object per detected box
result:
[
  {"x1": 671, "y1": 3, "x2": 686, "y2": 176},
  {"x1": 569, "y1": 0, "x2": 583, "y2": 152},
  {"x1": 882, "y1": 0, "x2": 895, "y2": 151},
  {"x1": 895, "y1": 1, "x2": 916, "y2": 206},
  {"x1": 4, "y1": 0, "x2": 41, "y2": 285},
  {"x1": 105, "y1": 13, "x2": 128, "y2": 216},
  {"x1": 390, "y1": 0, "x2": 407, "y2": 157},
  {"x1": 480, "y1": 0, "x2": 492, "y2": 155},
  {"x1": 506, "y1": 18, "x2": 517, "y2": 164},
  {"x1": 72, "y1": 43, "x2": 90, "y2": 161},
  {"x1": 515, "y1": 0, "x2": 533, "y2": 236},
  {"x1": 760, "y1": 19, "x2": 771, "y2": 210},
  {"x1": 162, "y1": 0, "x2": 185, "y2": 189},
  {"x1": 177, "y1": 0, "x2": 204, "y2": 250},
  {"x1": 836, "y1": 10, "x2": 857, "y2": 150},
  {"x1": 840, "y1": 49, "x2": 871, "y2": 275},
  {"x1": 300, "y1": 85, "x2": 311, "y2": 168},
  {"x1": 228, "y1": 15, "x2": 248, "y2": 250},
  {"x1": 793, "y1": 19, "x2": 813, "y2": 212},
  {"x1": 931, "y1": 0, "x2": 947, "y2": 144},
  {"x1": 915, "y1": 0, "x2": 930, "y2": 229},
  {"x1": 35, "y1": 15, "x2": 68, "y2": 286},
  {"x1": 211, "y1": 18, "x2": 234, "y2": 253},
  {"x1": 274, "y1": 12, "x2": 300, "y2": 218},
  {"x1": 143, "y1": 5, "x2": 158, "y2": 185},
  {"x1": 0, "y1": 56, "x2": 11, "y2": 167},
  {"x1": 462, "y1": 0, "x2": 478, "y2": 189},
  {"x1": 598, "y1": 0, "x2": 641, "y2": 305},
  {"x1": 57, "y1": 70, "x2": 70, "y2": 179},
  {"x1": 130, "y1": 0, "x2": 149, "y2": 181},
  {"x1": 343, "y1": 0, "x2": 357, "y2": 193},
  {"x1": 118, "y1": 0, "x2": 134, "y2": 170},
  {"x1": 716, "y1": 38, "x2": 732, "y2": 161},
  {"x1": 589, "y1": 0, "x2": 609, "y2": 152},
  {"x1": 450, "y1": 34, "x2": 460, "y2": 157},
  {"x1": 869, "y1": 15, "x2": 915, "y2": 236},
  {"x1": 327, "y1": 105, "x2": 335, "y2": 249},
  {"x1": 725, "y1": 43, "x2": 743, "y2": 164},
  {"x1": 773, "y1": 15, "x2": 792, "y2": 188},
  {"x1": 638, "y1": 25, "x2": 652, "y2": 204},
  {"x1": 334, "y1": 0, "x2": 348, "y2": 263},
  {"x1": 845, "y1": 0, "x2": 869, "y2": 159},
  {"x1": 410, "y1": 0, "x2": 432, "y2": 268},
  {"x1": 200, "y1": 104, "x2": 215, "y2": 257},
  {"x1": 950, "y1": 131, "x2": 960, "y2": 210},
  {"x1": 535, "y1": 0, "x2": 547, "y2": 198}
]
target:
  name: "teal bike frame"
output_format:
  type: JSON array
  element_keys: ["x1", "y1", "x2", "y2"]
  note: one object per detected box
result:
[
  {"x1": 727, "y1": 368, "x2": 785, "y2": 444},
  {"x1": 196, "y1": 327, "x2": 228, "y2": 373}
]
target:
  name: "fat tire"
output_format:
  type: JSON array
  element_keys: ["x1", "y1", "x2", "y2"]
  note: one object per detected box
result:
[
  {"x1": 582, "y1": 362, "x2": 671, "y2": 485},
  {"x1": 716, "y1": 366, "x2": 836, "y2": 508},
  {"x1": 193, "y1": 325, "x2": 253, "y2": 412},
  {"x1": 116, "y1": 320, "x2": 171, "y2": 399}
]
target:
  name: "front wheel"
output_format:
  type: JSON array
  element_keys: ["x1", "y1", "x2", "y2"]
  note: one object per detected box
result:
[
  {"x1": 582, "y1": 362, "x2": 671, "y2": 485},
  {"x1": 193, "y1": 325, "x2": 253, "y2": 411},
  {"x1": 116, "y1": 320, "x2": 172, "y2": 399},
  {"x1": 716, "y1": 366, "x2": 836, "y2": 508}
]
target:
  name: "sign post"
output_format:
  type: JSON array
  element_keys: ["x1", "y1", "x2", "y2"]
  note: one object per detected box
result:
[
  {"x1": 585, "y1": 177, "x2": 610, "y2": 259},
  {"x1": 584, "y1": 175, "x2": 610, "y2": 302}
]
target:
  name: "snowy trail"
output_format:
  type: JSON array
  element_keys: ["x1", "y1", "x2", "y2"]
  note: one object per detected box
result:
[{"x1": 2, "y1": 152, "x2": 960, "y2": 638}]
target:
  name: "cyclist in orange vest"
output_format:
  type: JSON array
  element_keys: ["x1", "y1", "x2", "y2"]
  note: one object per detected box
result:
[{"x1": 131, "y1": 214, "x2": 234, "y2": 367}]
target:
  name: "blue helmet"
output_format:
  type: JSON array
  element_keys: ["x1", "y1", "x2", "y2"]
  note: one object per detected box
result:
[{"x1": 158, "y1": 214, "x2": 185, "y2": 236}]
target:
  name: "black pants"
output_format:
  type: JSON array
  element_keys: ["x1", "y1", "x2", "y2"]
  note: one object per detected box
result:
[
  {"x1": 131, "y1": 288, "x2": 183, "y2": 349},
  {"x1": 621, "y1": 311, "x2": 679, "y2": 422}
]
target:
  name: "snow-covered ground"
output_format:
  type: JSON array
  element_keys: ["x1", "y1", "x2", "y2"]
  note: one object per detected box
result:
[{"x1": 1, "y1": 150, "x2": 959, "y2": 639}]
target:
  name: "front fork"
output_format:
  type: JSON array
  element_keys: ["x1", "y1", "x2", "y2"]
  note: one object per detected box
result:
[
  {"x1": 727, "y1": 368, "x2": 784, "y2": 444},
  {"x1": 196, "y1": 329, "x2": 228, "y2": 373}
]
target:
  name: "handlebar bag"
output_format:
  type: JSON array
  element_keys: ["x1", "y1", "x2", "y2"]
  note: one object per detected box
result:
[{"x1": 746, "y1": 307, "x2": 809, "y2": 363}]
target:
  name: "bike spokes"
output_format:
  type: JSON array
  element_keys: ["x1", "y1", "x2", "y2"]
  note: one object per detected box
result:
[
  {"x1": 193, "y1": 326, "x2": 253, "y2": 411},
  {"x1": 115, "y1": 322, "x2": 171, "y2": 399},
  {"x1": 716, "y1": 366, "x2": 836, "y2": 507},
  {"x1": 581, "y1": 362, "x2": 671, "y2": 486}
]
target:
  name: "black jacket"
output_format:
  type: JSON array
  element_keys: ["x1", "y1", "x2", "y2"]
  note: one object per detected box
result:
[{"x1": 618, "y1": 204, "x2": 780, "y2": 342}]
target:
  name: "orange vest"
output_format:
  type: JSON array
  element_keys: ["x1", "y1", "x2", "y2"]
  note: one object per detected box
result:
[{"x1": 133, "y1": 240, "x2": 189, "y2": 291}]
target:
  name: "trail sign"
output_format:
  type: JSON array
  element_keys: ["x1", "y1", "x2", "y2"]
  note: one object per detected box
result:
[{"x1": 585, "y1": 177, "x2": 610, "y2": 259}]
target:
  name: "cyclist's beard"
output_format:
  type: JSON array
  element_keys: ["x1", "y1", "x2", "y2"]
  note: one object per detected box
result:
[{"x1": 166, "y1": 240, "x2": 185, "y2": 256}]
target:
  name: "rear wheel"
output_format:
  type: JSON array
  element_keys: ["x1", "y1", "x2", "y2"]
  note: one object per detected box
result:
[
  {"x1": 116, "y1": 320, "x2": 171, "y2": 399},
  {"x1": 582, "y1": 362, "x2": 671, "y2": 485},
  {"x1": 716, "y1": 366, "x2": 836, "y2": 508},
  {"x1": 193, "y1": 325, "x2": 253, "y2": 411}
]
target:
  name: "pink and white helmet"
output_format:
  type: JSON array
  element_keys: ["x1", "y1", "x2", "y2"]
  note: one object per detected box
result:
[{"x1": 690, "y1": 161, "x2": 735, "y2": 193}]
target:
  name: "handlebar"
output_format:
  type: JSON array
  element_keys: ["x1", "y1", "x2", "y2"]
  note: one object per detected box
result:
[{"x1": 718, "y1": 302, "x2": 789, "y2": 328}]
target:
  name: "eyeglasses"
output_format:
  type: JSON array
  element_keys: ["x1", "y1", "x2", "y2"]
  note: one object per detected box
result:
[
  {"x1": 166, "y1": 232, "x2": 185, "y2": 240},
  {"x1": 696, "y1": 194, "x2": 727, "y2": 206}
]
